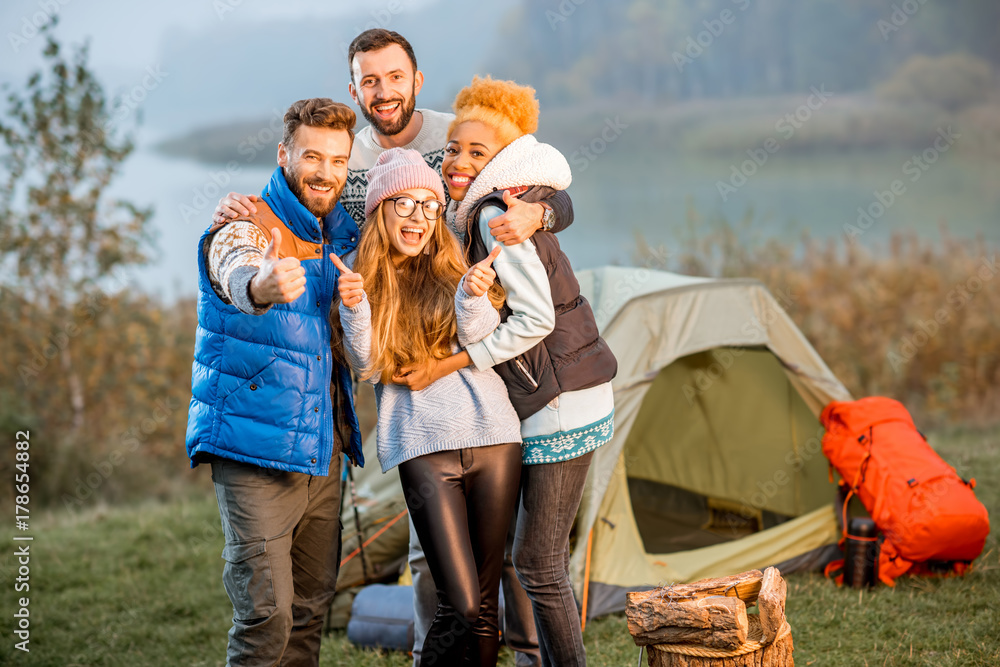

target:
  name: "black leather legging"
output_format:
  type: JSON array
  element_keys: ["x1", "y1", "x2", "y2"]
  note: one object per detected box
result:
[{"x1": 399, "y1": 442, "x2": 522, "y2": 667}]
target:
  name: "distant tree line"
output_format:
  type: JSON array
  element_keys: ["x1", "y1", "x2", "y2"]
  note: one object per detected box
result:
[{"x1": 488, "y1": 0, "x2": 1000, "y2": 104}]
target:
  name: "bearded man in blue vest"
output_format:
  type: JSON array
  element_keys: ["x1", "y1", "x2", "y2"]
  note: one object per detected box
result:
[{"x1": 185, "y1": 97, "x2": 365, "y2": 667}]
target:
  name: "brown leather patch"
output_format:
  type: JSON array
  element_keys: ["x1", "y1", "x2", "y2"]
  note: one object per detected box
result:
[{"x1": 231, "y1": 201, "x2": 323, "y2": 262}]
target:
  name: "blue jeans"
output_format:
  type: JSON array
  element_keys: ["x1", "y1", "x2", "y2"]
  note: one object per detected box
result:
[{"x1": 512, "y1": 451, "x2": 595, "y2": 667}]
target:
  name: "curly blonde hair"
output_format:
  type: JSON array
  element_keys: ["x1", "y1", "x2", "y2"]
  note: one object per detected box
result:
[{"x1": 448, "y1": 75, "x2": 540, "y2": 147}]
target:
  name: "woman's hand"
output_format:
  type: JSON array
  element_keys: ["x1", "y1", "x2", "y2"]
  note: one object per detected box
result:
[
  {"x1": 462, "y1": 246, "x2": 502, "y2": 297},
  {"x1": 331, "y1": 254, "x2": 365, "y2": 308}
]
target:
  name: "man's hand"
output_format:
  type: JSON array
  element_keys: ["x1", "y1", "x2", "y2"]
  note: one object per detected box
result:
[
  {"x1": 331, "y1": 254, "x2": 365, "y2": 308},
  {"x1": 392, "y1": 351, "x2": 472, "y2": 391},
  {"x1": 462, "y1": 245, "x2": 502, "y2": 297},
  {"x1": 488, "y1": 190, "x2": 546, "y2": 246},
  {"x1": 214, "y1": 192, "x2": 260, "y2": 224},
  {"x1": 249, "y1": 228, "x2": 306, "y2": 305}
]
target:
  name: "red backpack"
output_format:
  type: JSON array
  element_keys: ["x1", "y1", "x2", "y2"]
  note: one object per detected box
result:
[{"x1": 820, "y1": 397, "x2": 990, "y2": 585}]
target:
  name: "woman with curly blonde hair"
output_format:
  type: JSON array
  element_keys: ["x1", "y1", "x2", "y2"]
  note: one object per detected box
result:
[
  {"x1": 409, "y1": 76, "x2": 618, "y2": 667},
  {"x1": 334, "y1": 147, "x2": 520, "y2": 667}
]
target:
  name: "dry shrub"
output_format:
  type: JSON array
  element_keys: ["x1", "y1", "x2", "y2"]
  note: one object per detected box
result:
[
  {"x1": 0, "y1": 290, "x2": 198, "y2": 507},
  {"x1": 636, "y1": 212, "x2": 999, "y2": 427}
]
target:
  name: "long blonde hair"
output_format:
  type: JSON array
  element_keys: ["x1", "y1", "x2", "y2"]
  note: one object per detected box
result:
[{"x1": 332, "y1": 202, "x2": 504, "y2": 383}]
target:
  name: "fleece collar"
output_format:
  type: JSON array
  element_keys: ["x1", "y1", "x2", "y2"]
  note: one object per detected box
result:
[{"x1": 449, "y1": 134, "x2": 572, "y2": 237}]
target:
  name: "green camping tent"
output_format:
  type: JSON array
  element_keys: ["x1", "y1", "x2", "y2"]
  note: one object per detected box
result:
[{"x1": 337, "y1": 266, "x2": 852, "y2": 620}]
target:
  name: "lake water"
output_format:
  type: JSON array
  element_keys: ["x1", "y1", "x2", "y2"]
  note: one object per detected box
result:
[{"x1": 117, "y1": 144, "x2": 999, "y2": 299}]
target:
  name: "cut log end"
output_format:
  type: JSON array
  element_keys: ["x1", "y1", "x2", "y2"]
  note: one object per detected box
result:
[{"x1": 758, "y1": 567, "x2": 788, "y2": 645}]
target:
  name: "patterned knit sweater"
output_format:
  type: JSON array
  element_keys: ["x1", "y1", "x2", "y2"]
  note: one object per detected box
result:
[
  {"x1": 339, "y1": 276, "x2": 522, "y2": 473},
  {"x1": 205, "y1": 221, "x2": 270, "y2": 314},
  {"x1": 343, "y1": 108, "x2": 453, "y2": 227}
]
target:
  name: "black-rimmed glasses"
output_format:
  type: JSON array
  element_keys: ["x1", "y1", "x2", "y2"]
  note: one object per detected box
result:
[{"x1": 383, "y1": 196, "x2": 445, "y2": 220}]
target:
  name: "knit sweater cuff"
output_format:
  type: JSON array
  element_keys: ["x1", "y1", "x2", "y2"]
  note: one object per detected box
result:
[{"x1": 229, "y1": 266, "x2": 272, "y2": 315}]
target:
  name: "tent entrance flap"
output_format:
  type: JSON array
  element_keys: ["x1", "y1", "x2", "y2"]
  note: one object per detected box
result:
[
  {"x1": 627, "y1": 477, "x2": 798, "y2": 554},
  {"x1": 622, "y1": 348, "x2": 833, "y2": 540}
]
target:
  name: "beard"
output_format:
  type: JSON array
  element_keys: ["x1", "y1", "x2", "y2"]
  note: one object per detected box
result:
[
  {"x1": 360, "y1": 84, "x2": 417, "y2": 137},
  {"x1": 284, "y1": 163, "x2": 343, "y2": 219}
]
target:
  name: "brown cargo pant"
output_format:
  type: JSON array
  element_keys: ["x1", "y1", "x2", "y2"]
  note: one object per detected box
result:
[{"x1": 211, "y1": 452, "x2": 343, "y2": 667}]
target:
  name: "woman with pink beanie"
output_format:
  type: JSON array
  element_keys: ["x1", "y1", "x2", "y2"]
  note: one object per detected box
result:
[{"x1": 333, "y1": 147, "x2": 522, "y2": 666}]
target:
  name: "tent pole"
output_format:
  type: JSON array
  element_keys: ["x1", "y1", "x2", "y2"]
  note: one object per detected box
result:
[
  {"x1": 346, "y1": 466, "x2": 370, "y2": 584},
  {"x1": 581, "y1": 527, "x2": 594, "y2": 631},
  {"x1": 340, "y1": 508, "x2": 409, "y2": 567}
]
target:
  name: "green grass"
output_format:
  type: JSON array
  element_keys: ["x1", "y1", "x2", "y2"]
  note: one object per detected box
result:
[{"x1": 1, "y1": 425, "x2": 996, "y2": 666}]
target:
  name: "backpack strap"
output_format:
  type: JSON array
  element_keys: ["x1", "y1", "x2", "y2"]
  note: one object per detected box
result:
[{"x1": 841, "y1": 426, "x2": 879, "y2": 544}]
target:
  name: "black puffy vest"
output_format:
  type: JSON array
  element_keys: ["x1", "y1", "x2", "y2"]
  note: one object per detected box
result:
[{"x1": 465, "y1": 186, "x2": 618, "y2": 420}]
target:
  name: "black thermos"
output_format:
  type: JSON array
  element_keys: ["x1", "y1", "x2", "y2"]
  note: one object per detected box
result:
[{"x1": 843, "y1": 517, "x2": 878, "y2": 588}]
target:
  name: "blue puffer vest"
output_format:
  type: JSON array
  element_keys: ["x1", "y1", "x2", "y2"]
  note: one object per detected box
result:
[{"x1": 185, "y1": 168, "x2": 364, "y2": 475}]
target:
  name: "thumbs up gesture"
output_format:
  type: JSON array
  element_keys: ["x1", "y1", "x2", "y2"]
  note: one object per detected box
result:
[
  {"x1": 462, "y1": 245, "x2": 502, "y2": 297},
  {"x1": 249, "y1": 227, "x2": 307, "y2": 305},
  {"x1": 331, "y1": 253, "x2": 365, "y2": 308}
]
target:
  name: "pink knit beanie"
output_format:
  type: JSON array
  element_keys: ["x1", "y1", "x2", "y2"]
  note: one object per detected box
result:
[{"x1": 364, "y1": 148, "x2": 445, "y2": 218}]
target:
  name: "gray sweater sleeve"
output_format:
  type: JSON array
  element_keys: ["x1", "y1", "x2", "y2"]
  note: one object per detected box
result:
[
  {"x1": 227, "y1": 266, "x2": 271, "y2": 315},
  {"x1": 338, "y1": 295, "x2": 378, "y2": 384},
  {"x1": 455, "y1": 287, "x2": 500, "y2": 348}
]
